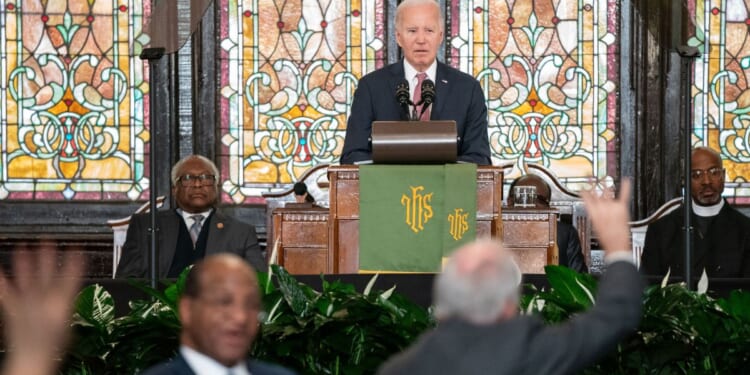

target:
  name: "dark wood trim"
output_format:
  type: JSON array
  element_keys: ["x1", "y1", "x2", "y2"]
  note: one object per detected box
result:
[
  {"x1": 192, "y1": 3, "x2": 217, "y2": 162},
  {"x1": 629, "y1": 0, "x2": 693, "y2": 219},
  {"x1": 619, "y1": 0, "x2": 636, "y2": 214}
]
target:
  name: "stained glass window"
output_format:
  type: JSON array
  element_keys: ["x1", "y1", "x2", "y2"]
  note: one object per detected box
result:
[
  {"x1": 447, "y1": 0, "x2": 619, "y2": 189},
  {"x1": 689, "y1": 0, "x2": 750, "y2": 203},
  {"x1": 220, "y1": 0, "x2": 616, "y2": 200},
  {"x1": 219, "y1": 0, "x2": 386, "y2": 203},
  {"x1": 0, "y1": 0, "x2": 149, "y2": 201}
]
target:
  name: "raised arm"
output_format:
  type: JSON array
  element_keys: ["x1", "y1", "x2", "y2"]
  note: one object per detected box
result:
[
  {"x1": 527, "y1": 180, "x2": 644, "y2": 374},
  {"x1": 0, "y1": 243, "x2": 83, "y2": 375}
]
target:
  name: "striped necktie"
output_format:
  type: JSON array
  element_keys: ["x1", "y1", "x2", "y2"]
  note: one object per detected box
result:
[{"x1": 189, "y1": 215, "x2": 204, "y2": 246}]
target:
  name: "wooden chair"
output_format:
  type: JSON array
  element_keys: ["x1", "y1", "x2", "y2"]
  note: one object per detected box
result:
[
  {"x1": 106, "y1": 196, "x2": 166, "y2": 278},
  {"x1": 629, "y1": 197, "x2": 682, "y2": 268},
  {"x1": 261, "y1": 164, "x2": 330, "y2": 252},
  {"x1": 502, "y1": 163, "x2": 593, "y2": 269}
]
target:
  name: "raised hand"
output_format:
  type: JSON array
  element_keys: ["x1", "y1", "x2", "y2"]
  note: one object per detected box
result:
[
  {"x1": 581, "y1": 179, "x2": 632, "y2": 255},
  {"x1": 0, "y1": 243, "x2": 83, "y2": 375}
]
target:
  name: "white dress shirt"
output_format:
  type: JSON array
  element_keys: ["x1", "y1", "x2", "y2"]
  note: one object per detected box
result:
[
  {"x1": 180, "y1": 346, "x2": 251, "y2": 375},
  {"x1": 177, "y1": 208, "x2": 213, "y2": 230},
  {"x1": 403, "y1": 59, "x2": 438, "y2": 101}
]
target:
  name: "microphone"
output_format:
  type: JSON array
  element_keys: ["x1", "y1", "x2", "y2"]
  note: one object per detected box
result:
[
  {"x1": 418, "y1": 79, "x2": 436, "y2": 119},
  {"x1": 395, "y1": 79, "x2": 413, "y2": 120}
]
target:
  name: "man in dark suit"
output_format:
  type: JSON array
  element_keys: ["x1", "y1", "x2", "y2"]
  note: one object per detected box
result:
[
  {"x1": 507, "y1": 174, "x2": 588, "y2": 273},
  {"x1": 116, "y1": 155, "x2": 266, "y2": 278},
  {"x1": 378, "y1": 181, "x2": 642, "y2": 375},
  {"x1": 340, "y1": 0, "x2": 490, "y2": 165},
  {"x1": 641, "y1": 147, "x2": 750, "y2": 277},
  {"x1": 141, "y1": 254, "x2": 296, "y2": 375}
]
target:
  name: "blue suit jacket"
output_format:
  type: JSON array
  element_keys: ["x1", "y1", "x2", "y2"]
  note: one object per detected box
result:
[
  {"x1": 341, "y1": 61, "x2": 491, "y2": 165},
  {"x1": 140, "y1": 354, "x2": 297, "y2": 375}
]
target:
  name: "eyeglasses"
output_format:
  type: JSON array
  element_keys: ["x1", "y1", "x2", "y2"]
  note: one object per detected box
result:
[
  {"x1": 177, "y1": 174, "x2": 216, "y2": 187},
  {"x1": 690, "y1": 167, "x2": 724, "y2": 181}
]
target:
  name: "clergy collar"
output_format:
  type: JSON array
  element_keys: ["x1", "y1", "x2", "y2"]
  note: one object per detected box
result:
[{"x1": 692, "y1": 198, "x2": 724, "y2": 217}]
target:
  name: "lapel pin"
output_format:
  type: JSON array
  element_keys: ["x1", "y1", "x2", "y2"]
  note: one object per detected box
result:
[
  {"x1": 441, "y1": 79, "x2": 448, "y2": 84},
  {"x1": 217, "y1": 222, "x2": 224, "y2": 229}
]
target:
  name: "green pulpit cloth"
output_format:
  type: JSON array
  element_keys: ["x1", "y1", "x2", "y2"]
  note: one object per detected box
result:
[{"x1": 359, "y1": 164, "x2": 477, "y2": 273}]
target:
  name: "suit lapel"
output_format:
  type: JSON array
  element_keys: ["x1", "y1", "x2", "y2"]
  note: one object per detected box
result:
[
  {"x1": 432, "y1": 62, "x2": 449, "y2": 120},
  {"x1": 387, "y1": 62, "x2": 408, "y2": 120},
  {"x1": 206, "y1": 210, "x2": 227, "y2": 255},
  {"x1": 388, "y1": 60, "x2": 405, "y2": 82},
  {"x1": 159, "y1": 211, "x2": 180, "y2": 277}
]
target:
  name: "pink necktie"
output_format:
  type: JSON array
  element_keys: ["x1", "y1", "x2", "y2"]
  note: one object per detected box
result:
[{"x1": 413, "y1": 72, "x2": 430, "y2": 121}]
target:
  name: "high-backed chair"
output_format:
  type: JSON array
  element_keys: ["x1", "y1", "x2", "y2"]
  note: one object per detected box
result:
[
  {"x1": 629, "y1": 197, "x2": 682, "y2": 269},
  {"x1": 107, "y1": 196, "x2": 166, "y2": 277},
  {"x1": 261, "y1": 164, "x2": 330, "y2": 251},
  {"x1": 502, "y1": 163, "x2": 593, "y2": 269}
]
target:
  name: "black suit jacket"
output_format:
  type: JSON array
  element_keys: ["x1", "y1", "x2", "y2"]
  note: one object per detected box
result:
[
  {"x1": 557, "y1": 221, "x2": 588, "y2": 273},
  {"x1": 377, "y1": 262, "x2": 642, "y2": 375},
  {"x1": 640, "y1": 202, "x2": 750, "y2": 277},
  {"x1": 116, "y1": 209, "x2": 266, "y2": 278},
  {"x1": 341, "y1": 61, "x2": 491, "y2": 164},
  {"x1": 140, "y1": 353, "x2": 296, "y2": 375}
]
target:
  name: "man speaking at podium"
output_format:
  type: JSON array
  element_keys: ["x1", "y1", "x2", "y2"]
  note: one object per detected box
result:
[{"x1": 340, "y1": 0, "x2": 491, "y2": 165}]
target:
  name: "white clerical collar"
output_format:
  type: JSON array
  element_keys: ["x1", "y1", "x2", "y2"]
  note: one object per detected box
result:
[
  {"x1": 180, "y1": 346, "x2": 249, "y2": 375},
  {"x1": 403, "y1": 59, "x2": 438, "y2": 98},
  {"x1": 692, "y1": 199, "x2": 724, "y2": 217}
]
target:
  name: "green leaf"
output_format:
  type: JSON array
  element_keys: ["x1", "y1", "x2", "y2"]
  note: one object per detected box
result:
[
  {"x1": 163, "y1": 265, "x2": 192, "y2": 306},
  {"x1": 543, "y1": 265, "x2": 597, "y2": 311},
  {"x1": 273, "y1": 265, "x2": 316, "y2": 317},
  {"x1": 72, "y1": 284, "x2": 115, "y2": 331},
  {"x1": 717, "y1": 290, "x2": 750, "y2": 322}
]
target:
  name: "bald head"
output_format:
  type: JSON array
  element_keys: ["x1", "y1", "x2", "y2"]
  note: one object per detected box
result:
[
  {"x1": 183, "y1": 254, "x2": 258, "y2": 298},
  {"x1": 180, "y1": 254, "x2": 261, "y2": 367},
  {"x1": 434, "y1": 239, "x2": 521, "y2": 324},
  {"x1": 692, "y1": 146, "x2": 721, "y2": 162}
]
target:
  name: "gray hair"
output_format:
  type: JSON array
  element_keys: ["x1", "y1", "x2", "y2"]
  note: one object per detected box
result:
[
  {"x1": 433, "y1": 239, "x2": 522, "y2": 324},
  {"x1": 170, "y1": 155, "x2": 220, "y2": 186},
  {"x1": 395, "y1": 0, "x2": 444, "y2": 32}
]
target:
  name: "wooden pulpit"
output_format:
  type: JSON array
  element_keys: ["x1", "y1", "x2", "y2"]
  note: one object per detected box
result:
[
  {"x1": 328, "y1": 165, "x2": 504, "y2": 274},
  {"x1": 271, "y1": 206, "x2": 329, "y2": 274},
  {"x1": 501, "y1": 207, "x2": 559, "y2": 274}
]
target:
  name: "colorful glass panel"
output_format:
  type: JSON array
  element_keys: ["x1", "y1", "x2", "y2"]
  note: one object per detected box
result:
[
  {"x1": 448, "y1": 0, "x2": 619, "y2": 188},
  {"x1": 219, "y1": 0, "x2": 386, "y2": 203},
  {"x1": 689, "y1": 0, "x2": 750, "y2": 203},
  {"x1": 0, "y1": 0, "x2": 149, "y2": 201}
]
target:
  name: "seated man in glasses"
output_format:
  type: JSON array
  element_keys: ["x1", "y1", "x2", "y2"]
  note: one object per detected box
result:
[
  {"x1": 507, "y1": 174, "x2": 588, "y2": 273},
  {"x1": 116, "y1": 155, "x2": 266, "y2": 278},
  {"x1": 640, "y1": 147, "x2": 750, "y2": 277}
]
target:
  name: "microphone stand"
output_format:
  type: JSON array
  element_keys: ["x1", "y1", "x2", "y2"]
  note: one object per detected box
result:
[
  {"x1": 677, "y1": 45, "x2": 700, "y2": 290},
  {"x1": 140, "y1": 47, "x2": 165, "y2": 289}
]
